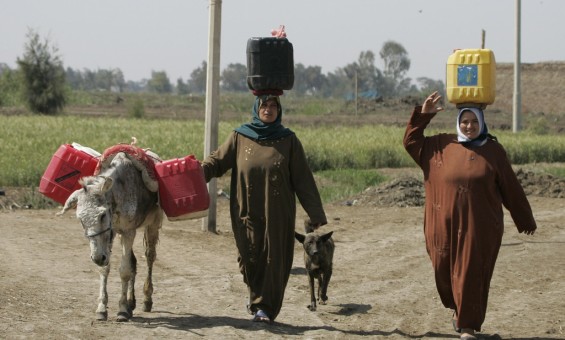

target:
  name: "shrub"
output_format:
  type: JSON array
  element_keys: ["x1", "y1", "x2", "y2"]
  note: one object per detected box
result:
[
  {"x1": 527, "y1": 116, "x2": 550, "y2": 135},
  {"x1": 0, "y1": 68, "x2": 22, "y2": 107},
  {"x1": 16, "y1": 29, "x2": 67, "y2": 115},
  {"x1": 128, "y1": 98, "x2": 145, "y2": 118}
]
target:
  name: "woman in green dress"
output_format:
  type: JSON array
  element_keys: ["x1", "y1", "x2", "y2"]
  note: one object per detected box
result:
[{"x1": 202, "y1": 94, "x2": 327, "y2": 323}]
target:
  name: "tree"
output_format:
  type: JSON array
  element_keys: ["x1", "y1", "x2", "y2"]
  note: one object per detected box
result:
[
  {"x1": 176, "y1": 78, "x2": 189, "y2": 95},
  {"x1": 65, "y1": 67, "x2": 126, "y2": 92},
  {"x1": 378, "y1": 41, "x2": 411, "y2": 96},
  {"x1": 95, "y1": 69, "x2": 114, "y2": 91},
  {"x1": 320, "y1": 71, "x2": 351, "y2": 98},
  {"x1": 417, "y1": 77, "x2": 445, "y2": 97},
  {"x1": 380, "y1": 40, "x2": 410, "y2": 81},
  {"x1": 294, "y1": 63, "x2": 327, "y2": 96},
  {"x1": 17, "y1": 29, "x2": 66, "y2": 114},
  {"x1": 147, "y1": 70, "x2": 172, "y2": 93},
  {"x1": 188, "y1": 61, "x2": 207, "y2": 94},
  {"x1": 332, "y1": 51, "x2": 381, "y2": 98},
  {"x1": 111, "y1": 68, "x2": 126, "y2": 92},
  {"x1": 221, "y1": 63, "x2": 247, "y2": 92},
  {"x1": 82, "y1": 69, "x2": 97, "y2": 90},
  {"x1": 126, "y1": 79, "x2": 146, "y2": 92},
  {"x1": 65, "y1": 67, "x2": 83, "y2": 90},
  {"x1": 355, "y1": 51, "x2": 380, "y2": 91}
]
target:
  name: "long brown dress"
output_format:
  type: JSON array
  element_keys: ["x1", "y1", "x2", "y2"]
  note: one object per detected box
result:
[
  {"x1": 202, "y1": 131, "x2": 327, "y2": 321},
  {"x1": 403, "y1": 106, "x2": 537, "y2": 331}
]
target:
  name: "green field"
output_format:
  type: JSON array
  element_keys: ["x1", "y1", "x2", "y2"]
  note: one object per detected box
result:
[{"x1": 2, "y1": 113, "x2": 565, "y2": 205}]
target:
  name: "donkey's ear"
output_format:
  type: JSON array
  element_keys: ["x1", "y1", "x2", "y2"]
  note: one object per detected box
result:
[
  {"x1": 57, "y1": 189, "x2": 80, "y2": 216},
  {"x1": 99, "y1": 176, "x2": 114, "y2": 193}
]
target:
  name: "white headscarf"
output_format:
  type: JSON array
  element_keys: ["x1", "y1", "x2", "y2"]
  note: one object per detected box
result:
[{"x1": 456, "y1": 107, "x2": 489, "y2": 147}]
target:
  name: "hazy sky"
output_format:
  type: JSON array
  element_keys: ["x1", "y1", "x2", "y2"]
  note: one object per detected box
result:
[{"x1": 2, "y1": 0, "x2": 564, "y2": 84}]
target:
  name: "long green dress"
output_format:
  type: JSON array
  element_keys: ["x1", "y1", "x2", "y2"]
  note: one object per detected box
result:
[{"x1": 202, "y1": 131, "x2": 327, "y2": 321}]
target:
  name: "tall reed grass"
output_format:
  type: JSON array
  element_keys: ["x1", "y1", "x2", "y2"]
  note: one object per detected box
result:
[{"x1": 2, "y1": 115, "x2": 565, "y2": 188}]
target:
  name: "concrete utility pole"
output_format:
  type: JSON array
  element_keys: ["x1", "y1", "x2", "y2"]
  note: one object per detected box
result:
[
  {"x1": 202, "y1": 0, "x2": 222, "y2": 232},
  {"x1": 513, "y1": 0, "x2": 522, "y2": 132},
  {"x1": 354, "y1": 69, "x2": 358, "y2": 116}
]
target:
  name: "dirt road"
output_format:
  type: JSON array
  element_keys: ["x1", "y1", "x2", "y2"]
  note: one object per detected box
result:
[{"x1": 1, "y1": 183, "x2": 564, "y2": 340}]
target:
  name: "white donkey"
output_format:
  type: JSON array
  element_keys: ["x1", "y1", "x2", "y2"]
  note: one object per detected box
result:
[{"x1": 58, "y1": 148, "x2": 163, "y2": 322}]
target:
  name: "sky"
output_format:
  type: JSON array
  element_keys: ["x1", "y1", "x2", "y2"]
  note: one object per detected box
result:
[{"x1": 2, "y1": 0, "x2": 564, "y2": 84}]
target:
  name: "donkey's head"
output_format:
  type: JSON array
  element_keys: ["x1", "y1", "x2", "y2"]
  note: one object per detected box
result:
[{"x1": 58, "y1": 176, "x2": 115, "y2": 266}]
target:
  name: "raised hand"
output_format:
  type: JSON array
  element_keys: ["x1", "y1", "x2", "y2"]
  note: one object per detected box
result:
[{"x1": 422, "y1": 91, "x2": 444, "y2": 114}]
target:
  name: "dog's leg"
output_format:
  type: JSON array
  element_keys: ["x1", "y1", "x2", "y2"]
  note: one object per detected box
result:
[
  {"x1": 307, "y1": 272, "x2": 317, "y2": 311},
  {"x1": 316, "y1": 274, "x2": 322, "y2": 303},
  {"x1": 320, "y1": 268, "x2": 332, "y2": 305}
]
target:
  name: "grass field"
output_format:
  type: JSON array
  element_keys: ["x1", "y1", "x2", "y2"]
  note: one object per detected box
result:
[{"x1": 2, "y1": 113, "x2": 565, "y2": 184}]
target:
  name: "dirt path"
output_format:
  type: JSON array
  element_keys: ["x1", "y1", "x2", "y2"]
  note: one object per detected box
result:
[{"x1": 1, "y1": 192, "x2": 564, "y2": 339}]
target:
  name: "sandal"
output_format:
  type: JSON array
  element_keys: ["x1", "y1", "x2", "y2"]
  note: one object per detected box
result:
[
  {"x1": 460, "y1": 329, "x2": 477, "y2": 340},
  {"x1": 252, "y1": 309, "x2": 271, "y2": 323}
]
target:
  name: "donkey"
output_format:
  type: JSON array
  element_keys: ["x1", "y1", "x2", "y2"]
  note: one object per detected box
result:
[{"x1": 58, "y1": 149, "x2": 163, "y2": 322}]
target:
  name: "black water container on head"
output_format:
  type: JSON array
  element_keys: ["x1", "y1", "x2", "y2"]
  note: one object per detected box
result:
[{"x1": 246, "y1": 37, "x2": 294, "y2": 91}]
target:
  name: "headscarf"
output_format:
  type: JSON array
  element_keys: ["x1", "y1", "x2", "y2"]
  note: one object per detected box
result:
[
  {"x1": 456, "y1": 107, "x2": 496, "y2": 147},
  {"x1": 234, "y1": 95, "x2": 294, "y2": 140}
]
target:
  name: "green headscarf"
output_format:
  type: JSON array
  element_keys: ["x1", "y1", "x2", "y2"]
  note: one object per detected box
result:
[{"x1": 234, "y1": 95, "x2": 294, "y2": 140}]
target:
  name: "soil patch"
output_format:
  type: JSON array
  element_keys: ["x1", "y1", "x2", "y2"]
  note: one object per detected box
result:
[
  {"x1": 348, "y1": 166, "x2": 565, "y2": 208},
  {"x1": 1, "y1": 167, "x2": 564, "y2": 339}
]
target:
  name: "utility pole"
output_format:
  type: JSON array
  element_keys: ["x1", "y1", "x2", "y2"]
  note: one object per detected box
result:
[
  {"x1": 354, "y1": 69, "x2": 358, "y2": 116},
  {"x1": 513, "y1": 0, "x2": 522, "y2": 132},
  {"x1": 202, "y1": 0, "x2": 222, "y2": 232}
]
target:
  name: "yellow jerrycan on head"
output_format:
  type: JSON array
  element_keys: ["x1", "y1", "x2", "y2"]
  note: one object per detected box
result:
[{"x1": 446, "y1": 48, "x2": 496, "y2": 107}]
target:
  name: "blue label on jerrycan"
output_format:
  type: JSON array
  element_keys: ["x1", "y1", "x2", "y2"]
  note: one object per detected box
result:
[{"x1": 457, "y1": 65, "x2": 478, "y2": 86}]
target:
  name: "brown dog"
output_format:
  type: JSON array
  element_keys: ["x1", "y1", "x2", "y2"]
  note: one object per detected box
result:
[{"x1": 295, "y1": 227, "x2": 334, "y2": 311}]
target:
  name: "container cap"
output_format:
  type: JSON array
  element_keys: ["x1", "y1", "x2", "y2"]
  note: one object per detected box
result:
[{"x1": 71, "y1": 142, "x2": 101, "y2": 157}]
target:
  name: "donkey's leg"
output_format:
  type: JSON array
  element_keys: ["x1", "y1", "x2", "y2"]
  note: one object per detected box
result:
[
  {"x1": 95, "y1": 263, "x2": 111, "y2": 321},
  {"x1": 117, "y1": 231, "x2": 136, "y2": 322},
  {"x1": 142, "y1": 211, "x2": 162, "y2": 312},
  {"x1": 127, "y1": 250, "x2": 137, "y2": 313}
]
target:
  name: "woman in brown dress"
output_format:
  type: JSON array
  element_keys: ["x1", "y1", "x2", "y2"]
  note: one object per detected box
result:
[
  {"x1": 202, "y1": 94, "x2": 327, "y2": 324},
  {"x1": 403, "y1": 91, "x2": 537, "y2": 340}
]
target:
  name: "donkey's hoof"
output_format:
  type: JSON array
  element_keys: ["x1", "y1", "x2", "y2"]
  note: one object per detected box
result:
[
  {"x1": 307, "y1": 304, "x2": 317, "y2": 312},
  {"x1": 95, "y1": 311, "x2": 108, "y2": 321},
  {"x1": 116, "y1": 311, "x2": 130, "y2": 322},
  {"x1": 143, "y1": 301, "x2": 153, "y2": 312}
]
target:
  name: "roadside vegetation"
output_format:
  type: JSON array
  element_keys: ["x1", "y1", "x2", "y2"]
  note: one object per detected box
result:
[
  {"x1": 2, "y1": 31, "x2": 565, "y2": 207},
  {"x1": 2, "y1": 112, "x2": 565, "y2": 206}
]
